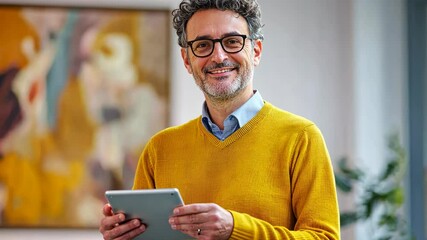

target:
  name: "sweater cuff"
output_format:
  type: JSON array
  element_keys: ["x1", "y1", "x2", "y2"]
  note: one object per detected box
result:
[{"x1": 228, "y1": 210, "x2": 255, "y2": 239}]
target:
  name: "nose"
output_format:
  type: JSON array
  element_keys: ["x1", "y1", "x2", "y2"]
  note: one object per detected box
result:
[{"x1": 210, "y1": 41, "x2": 228, "y2": 63}]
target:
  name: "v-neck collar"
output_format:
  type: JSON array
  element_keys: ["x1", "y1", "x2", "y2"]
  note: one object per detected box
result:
[{"x1": 198, "y1": 102, "x2": 272, "y2": 149}]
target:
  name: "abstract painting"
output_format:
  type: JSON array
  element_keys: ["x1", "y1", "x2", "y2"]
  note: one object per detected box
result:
[{"x1": 0, "y1": 5, "x2": 170, "y2": 227}]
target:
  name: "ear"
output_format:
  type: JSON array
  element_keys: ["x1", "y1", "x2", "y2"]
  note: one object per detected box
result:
[
  {"x1": 181, "y1": 48, "x2": 193, "y2": 74},
  {"x1": 252, "y1": 39, "x2": 262, "y2": 66}
]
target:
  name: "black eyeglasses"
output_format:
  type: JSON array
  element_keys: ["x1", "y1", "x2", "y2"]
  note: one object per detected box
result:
[{"x1": 186, "y1": 34, "x2": 249, "y2": 58}]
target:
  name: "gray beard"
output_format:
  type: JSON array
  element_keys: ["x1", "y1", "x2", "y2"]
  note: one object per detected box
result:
[
  {"x1": 201, "y1": 74, "x2": 248, "y2": 102},
  {"x1": 195, "y1": 61, "x2": 253, "y2": 103}
]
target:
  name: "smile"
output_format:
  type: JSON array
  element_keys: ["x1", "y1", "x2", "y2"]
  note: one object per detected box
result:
[{"x1": 207, "y1": 68, "x2": 235, "y2": 74}]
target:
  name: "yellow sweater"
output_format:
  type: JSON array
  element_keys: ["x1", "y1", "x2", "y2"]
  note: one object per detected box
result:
[{"x1": 133, "y1": 102, "x2": 340, "y2": 239}]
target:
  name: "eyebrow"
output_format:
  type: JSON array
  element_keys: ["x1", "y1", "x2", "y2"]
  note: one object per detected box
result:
[{"x1": 190, "y1": 31, "x2": 243, "y2": 41}]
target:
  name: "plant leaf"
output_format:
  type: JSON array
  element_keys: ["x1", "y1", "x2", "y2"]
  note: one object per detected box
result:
[
  {"x1": 334, "y1": 173, "x2": 353, "y2": 192},
  {"x1": 340, "y1": 212, "x2": 360, "y2": 227}
]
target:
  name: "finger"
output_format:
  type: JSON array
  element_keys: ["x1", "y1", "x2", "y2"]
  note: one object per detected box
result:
[
  {"x1": 103, "y1": 203, "x2": 114, "y2": 216},
  {"x1": 169, "y1": 216, "x2": 211, "y2": 238},
  {"x1": 169, "y1": 211, "x2": 209, "y2": 226},
  {"x1": 180, "y1": 227, "x2": 211, "y2": 239},
  {"x1": 101, "y1": 213, "x2": 127, "y2": 231},
  {"x1": 173, "y1": 203, "x2": 210, "y2": 216},
  {"x1": 103, "y1": 219, "x2": 146, "y2": 240}
]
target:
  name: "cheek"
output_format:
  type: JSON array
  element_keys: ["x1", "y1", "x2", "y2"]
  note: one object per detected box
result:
[
  {"x1": 238, "y1": 56, "x2": 252, "y2": 69},
  {"x1": 239, "y1": 49, "x2": 255, "y2": 66},
  {"x1": 189, "y1": 58, "x2": 207, "y2": 73}
]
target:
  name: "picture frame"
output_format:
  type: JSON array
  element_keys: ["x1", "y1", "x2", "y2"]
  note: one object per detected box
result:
[{"x1": 0, "y1": 0, "x2": 177, "y2": 228}]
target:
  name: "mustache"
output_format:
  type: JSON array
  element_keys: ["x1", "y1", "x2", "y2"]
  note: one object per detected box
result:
[{"x1": 203, "y1": 61, "x2": 239, "y2": 73}]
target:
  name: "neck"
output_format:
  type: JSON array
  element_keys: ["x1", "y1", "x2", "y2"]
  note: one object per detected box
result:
[{"x1": 205, "y1": 89, "x2": 254, "y2": 130}]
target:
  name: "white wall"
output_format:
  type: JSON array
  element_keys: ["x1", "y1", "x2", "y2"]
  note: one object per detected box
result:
[
  {"x1": 0, "y1": 0, "x2": 407, "y2": 239},
  {"x1": 352, "y1": 0, "x2": 407, "y2": 239}
]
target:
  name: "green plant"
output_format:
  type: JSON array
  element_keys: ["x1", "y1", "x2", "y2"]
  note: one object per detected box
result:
[{"x1": 335, "y1": 133, "x2": 414, "y2": 240}]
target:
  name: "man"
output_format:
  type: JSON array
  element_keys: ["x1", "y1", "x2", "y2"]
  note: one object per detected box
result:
[{"x1": 99, "y1": 0, "x2": 340, "y2": 239}]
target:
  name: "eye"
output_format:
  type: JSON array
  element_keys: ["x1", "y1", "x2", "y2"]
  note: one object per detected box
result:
[
  {"x1": 223, "y1": 36, "x2": 243, "y2": 48},
  {"x1": 226, "y1": 38, "x2": 239, "y2": 44},
  {"x1": 193, "y1": 40, "x2": 212, "y2": 51}
]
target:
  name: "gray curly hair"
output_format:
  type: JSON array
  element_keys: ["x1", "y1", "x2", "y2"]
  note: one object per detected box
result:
[{"x1": 172, "y1": 0, "x2": 264, "y2": 48}]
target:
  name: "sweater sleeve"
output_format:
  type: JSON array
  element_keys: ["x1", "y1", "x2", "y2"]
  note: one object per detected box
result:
[
  {"x1": 132, "y1": 139, "x2": 156, "y2": 190},
  {"x1": 228, "y1": 124, "x2": 340, "y2": 240}
]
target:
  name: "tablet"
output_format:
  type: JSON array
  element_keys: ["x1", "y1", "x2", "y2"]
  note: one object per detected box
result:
[{"x1": 105, "y1": 188, "x2": 193, "y2": 240}]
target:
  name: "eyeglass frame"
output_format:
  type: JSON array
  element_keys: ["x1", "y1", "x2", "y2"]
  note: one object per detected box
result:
[{"x1": 186, "y1": 34, "x2": 251, "y2": 58}]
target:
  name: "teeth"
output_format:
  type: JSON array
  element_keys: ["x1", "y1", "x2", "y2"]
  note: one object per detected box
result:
[{"x1": 210, "y1": 69, "x2": 232, "y2": 74}]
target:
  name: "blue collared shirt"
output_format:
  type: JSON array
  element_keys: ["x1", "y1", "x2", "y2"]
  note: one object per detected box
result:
[{"x1": 201, "y1": 91, "x2": 264, "y2": 141}]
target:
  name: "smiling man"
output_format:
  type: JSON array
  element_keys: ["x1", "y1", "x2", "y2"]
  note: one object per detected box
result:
[{"x1": 99, "y1": 0, "x2": 340, "y2": 239}]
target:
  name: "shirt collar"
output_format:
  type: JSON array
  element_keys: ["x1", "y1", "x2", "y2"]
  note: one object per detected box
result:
[{"x1": 201, "y1": 90, "x2": 264, "y2": 132}]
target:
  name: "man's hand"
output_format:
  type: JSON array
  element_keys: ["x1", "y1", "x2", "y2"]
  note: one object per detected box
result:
[
  {"x1": 169, "y1": 203, "x2": 234, "y2": 240},
  {"x1": 99, "y1": 203, "x2": 146, "y2": 240}
]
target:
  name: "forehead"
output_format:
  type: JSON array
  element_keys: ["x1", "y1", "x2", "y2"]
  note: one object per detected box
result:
[{"x1": 186, "y1": 9, "x2": 249, "y2": 39}]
